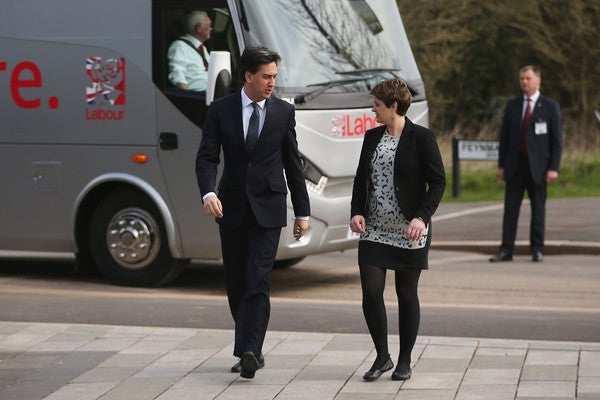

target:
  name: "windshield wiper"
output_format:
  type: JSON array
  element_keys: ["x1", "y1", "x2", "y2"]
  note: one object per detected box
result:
[
  {"x1": 294, "y1": 77, "x2": 370, "y2": 105},
  {"x1": 335, "y1": 68, "x2": 418, "y2": 96},
  {"x1": 335, "y1": 68, "x2": 400, "y2": 76}
]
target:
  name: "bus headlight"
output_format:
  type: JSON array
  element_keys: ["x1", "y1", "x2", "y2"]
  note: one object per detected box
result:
[{"x1": 301, "y1": 157, "x2": 328, "y2": 194}]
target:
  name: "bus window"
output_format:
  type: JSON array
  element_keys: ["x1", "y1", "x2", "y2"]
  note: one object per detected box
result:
[{"x1": 152, "y1": 1, "x2": 240, "y2": 128}]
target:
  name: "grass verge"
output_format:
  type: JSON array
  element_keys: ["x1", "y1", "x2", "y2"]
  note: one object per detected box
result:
[{"x1": 440, "y1": 143, "x2": 600, "y2": 203}]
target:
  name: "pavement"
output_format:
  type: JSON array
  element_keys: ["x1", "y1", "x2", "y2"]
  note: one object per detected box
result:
[
  {"x1": 1, "y1": 198, "x2": 599, "y2": 399},
  {"x1": 1, "y1": 321, "x2": 599, "y2": 400},
  {"x1": 431, "y1": 198, "x2": 600, "y2": 255}
]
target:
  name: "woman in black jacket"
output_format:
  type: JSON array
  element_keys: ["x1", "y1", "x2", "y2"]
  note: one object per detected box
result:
[{"x1": 350, "y1": 78, "x2": 445, "y2": 382}]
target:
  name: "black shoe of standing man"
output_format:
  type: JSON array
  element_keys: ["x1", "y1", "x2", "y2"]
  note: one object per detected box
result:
[
  {"x1": 489, "y1": 251, "x2": 513, "y2": 262},
  {"x1": 532, "y1": 251, "x2": 543, "y2": 262}
]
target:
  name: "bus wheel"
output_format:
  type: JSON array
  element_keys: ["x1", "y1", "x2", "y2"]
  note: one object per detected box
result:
[
  {"x1": 273, "y1": 256, "x2": 306, "y2": 269},
  {"x1": 89, "y1": 189, "x2": 184, "y2": 287}
]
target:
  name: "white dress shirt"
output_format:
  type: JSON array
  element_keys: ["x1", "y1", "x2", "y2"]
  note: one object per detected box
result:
[{"x1": 167, "y1": 34, "x2": 210, "y2": 91}]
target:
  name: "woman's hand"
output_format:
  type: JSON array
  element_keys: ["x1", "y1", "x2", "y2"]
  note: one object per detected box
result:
[
  {"x1": 406, "y1": 217, "x2": 426, "y2": 241},
  {"x1": 350, "y1": 215, "x2": 366, "y2": 233}
]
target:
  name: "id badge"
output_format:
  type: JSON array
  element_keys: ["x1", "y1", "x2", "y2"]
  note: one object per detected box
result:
[{"x1": 535, "y1": 122, "x2": 548, "y2": 135}]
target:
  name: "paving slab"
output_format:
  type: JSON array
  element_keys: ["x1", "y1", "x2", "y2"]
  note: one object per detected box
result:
[{"x1": 0, "y1": 321, "x2": 599, "y2": 400}]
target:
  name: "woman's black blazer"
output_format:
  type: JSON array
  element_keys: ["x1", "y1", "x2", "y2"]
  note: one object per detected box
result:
[{"x1": 350, "y1": 118, "x2": 446, "y2": 224}]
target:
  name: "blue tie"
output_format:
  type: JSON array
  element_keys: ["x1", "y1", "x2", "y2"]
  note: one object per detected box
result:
[{"x1": 246, "y1": 102, "x2": 260, "y2": 153}]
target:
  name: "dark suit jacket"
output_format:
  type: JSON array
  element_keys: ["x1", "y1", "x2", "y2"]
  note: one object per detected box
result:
[
  {"x1": 351, "y1": 119, "x2": 446, "y2": 224},
  {"x1": 195, "y1": 91, "x2": 310, "y2": 228},
  {"x1": 499, "y1": 94, "x2": 563, "y2": 185}
]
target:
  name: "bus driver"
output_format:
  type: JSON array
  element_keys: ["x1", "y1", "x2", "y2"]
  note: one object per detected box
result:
[{"x1": 167, "y1": 10, "x2": 212, "y2": 91}]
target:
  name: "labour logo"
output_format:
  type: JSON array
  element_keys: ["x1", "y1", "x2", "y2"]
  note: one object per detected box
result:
[
  {"x1": 331, "y1": 114, "x2": 344, "y2": 137},
  {"x1": 86, "y1": 57, "x2": 125, "y2": 106}
]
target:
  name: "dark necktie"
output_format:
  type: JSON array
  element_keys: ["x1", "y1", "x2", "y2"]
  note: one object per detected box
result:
[
  {"x1": 246, "y1": 102, "x2": 260, "y2": 154},
  {"x1": 520, "y1": 97, "x2": 531, "y2": 153},
  {"x1": 198, "y1": 44, "x2": 208, "y2": 70}
]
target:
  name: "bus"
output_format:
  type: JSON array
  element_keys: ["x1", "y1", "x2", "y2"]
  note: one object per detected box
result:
[{"x1": 0, "y1": 0, "x2": 428, "y2": 286}]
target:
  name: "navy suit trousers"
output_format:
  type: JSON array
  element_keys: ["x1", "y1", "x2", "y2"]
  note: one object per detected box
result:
[
  {"x1": 219, "y1": 197, "x2": 281, "y2": 358},
  {"x1": 501, "y1": 153, "x2": 546, "y2": 254}
]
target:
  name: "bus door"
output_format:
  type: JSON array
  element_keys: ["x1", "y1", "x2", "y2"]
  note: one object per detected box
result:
[{"x1": 151, "y1": 1, "x2": 241, "y2": 258}]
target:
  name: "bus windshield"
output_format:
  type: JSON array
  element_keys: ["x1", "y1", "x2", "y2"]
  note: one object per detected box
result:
[{"x1": 241, "y1": 0, "x2": 424, "y2": 107}]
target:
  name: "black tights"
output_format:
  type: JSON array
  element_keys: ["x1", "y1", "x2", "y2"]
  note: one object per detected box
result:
[{"x1": 360, "y1": 265, "x2": 421, "y2": 366}]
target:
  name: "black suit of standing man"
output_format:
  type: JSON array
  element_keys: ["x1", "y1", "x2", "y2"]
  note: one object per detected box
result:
[
  {"x1": 490, "y1": 65, "x2": 563, "y2": 263},
  {"x1": 195, "y1": 46, "x2": 310, "y2": 379}
]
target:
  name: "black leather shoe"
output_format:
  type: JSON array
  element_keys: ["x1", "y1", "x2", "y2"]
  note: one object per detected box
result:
[
  {"x1": 391, "y1": 362, "x2": 412, "y2": 381},
  {"x1": 231, "y1": 354, "x2": 264, "y2": 373},
  {"x1": 532, "y1": 251, "x2": 543, "y2": 262},
  {"x1": 489, "y1": 251, "x2": 513, "y2": 262},
  {"x1": 230, "y1": 362, "x2": 241, "y2": 373},
  {"x1": 240, "y1": 351, "x2": 260, "y2": 379},
  {"x1": 363, "y1": 356, "x2": 393, "y2": 382}
]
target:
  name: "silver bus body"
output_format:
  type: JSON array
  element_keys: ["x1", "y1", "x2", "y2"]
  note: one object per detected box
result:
[{"x1": 0, "y1": 0, "x2": 427, "y2": 285}]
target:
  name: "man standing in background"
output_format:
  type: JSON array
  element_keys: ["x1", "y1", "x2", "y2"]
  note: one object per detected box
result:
[{"x1": 490, "y1": 65, "x2": 563, "y2": 263}]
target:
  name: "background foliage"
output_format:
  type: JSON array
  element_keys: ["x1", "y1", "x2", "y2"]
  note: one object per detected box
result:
[{"x1": 397, "y1": 0, "x2": 600, "y2": 149}]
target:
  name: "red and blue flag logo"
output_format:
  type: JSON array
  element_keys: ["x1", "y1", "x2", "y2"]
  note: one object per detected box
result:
[{"x1": 86, "y1": 57, "x2": 126, "y2": 106}]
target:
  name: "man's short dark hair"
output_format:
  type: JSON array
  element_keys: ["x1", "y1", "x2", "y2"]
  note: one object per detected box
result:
[
  {"x1": 239, "y1": 46, "x2": 281, "y2": 82},
  {"x1": 521, "y1": 65, "x2": 541, "y2": 78}
]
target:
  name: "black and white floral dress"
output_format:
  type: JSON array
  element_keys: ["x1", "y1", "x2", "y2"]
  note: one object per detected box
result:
[{"x1": 358, "y1": 133, "x2": 431, "y2": 270}]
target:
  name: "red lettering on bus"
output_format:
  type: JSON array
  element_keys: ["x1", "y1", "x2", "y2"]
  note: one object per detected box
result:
[
  {"x1": 11, "y1": 61, "x2": 42, "y2": 109},
  {"x1": 341, "y1": 114, "x2": 380, "y2": 136},
  {"x1": 1, "y1": 60, "x2": 59, "y2": 110},
  {"x1": 85, "y1": 108, "x2": 125, "y2": 120},
  {"x1": 48, "y1": 96, "x2": 59, "y2": 109}
]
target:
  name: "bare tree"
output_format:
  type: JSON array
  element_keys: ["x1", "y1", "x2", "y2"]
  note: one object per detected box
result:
[{"x1": 397, "y1": 0, "x2": 600, "y2": 143}]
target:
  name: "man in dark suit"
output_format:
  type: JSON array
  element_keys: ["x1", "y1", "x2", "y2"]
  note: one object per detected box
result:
[
  {"x1": 195, "y1": 46, "x2": 310, "y2": 379},
  {"x1": 490, "y1": 65, "x2": 563, "y2": 263}
]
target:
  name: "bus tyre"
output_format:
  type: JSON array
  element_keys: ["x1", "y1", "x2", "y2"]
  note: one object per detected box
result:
[{"x1": 89, "y1": 189, "x2": 184, "y2": 287}]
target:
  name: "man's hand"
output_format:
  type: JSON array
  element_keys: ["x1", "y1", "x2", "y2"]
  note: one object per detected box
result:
[
  {"x1": 293, "y1": 219, "x2": 308, "y2": 240},
  {"x1": 203, "y1": 195, "x2": 223, "y2": 218},
  {"x1": 546, "y1": 170, "x2": 559, "y2": 183},
  {"x1": 497, "y1": 167, "x2": 505, "y2": 181}
]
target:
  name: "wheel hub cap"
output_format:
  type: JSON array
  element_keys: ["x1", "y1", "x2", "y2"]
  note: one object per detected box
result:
[{"x1": 106, "y1": 208, "x2": 159, "y2": 270}]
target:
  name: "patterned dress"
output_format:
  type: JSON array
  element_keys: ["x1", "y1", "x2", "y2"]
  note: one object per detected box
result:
[{"x1": 358, "y1": 133, "x2": 431, "y2": 270}]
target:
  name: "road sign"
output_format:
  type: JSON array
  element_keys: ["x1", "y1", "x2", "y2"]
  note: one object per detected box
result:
[{"x1": 458, "y1": 140, "x2": 499, "y2": 161}]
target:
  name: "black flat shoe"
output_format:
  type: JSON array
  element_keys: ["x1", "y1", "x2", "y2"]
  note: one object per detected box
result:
[
  {"x1": 532, "y1": 251, "x2": 543, "y2": 262},
  {"x1": 489, "y1": 251, "x2": 513, "y2": 262},
  {"x1": 240, "y1": 351, "x2": 260, "y2": 379},
  {"x1": 231, "y1": 353, "x2": 264, "y2": 373},
  {"x1": 391, "y1": 362, "x2": 412, "y2": 381},
  {"x1": 363, "y1": 356, "x2": 393, "y2": 382}
]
